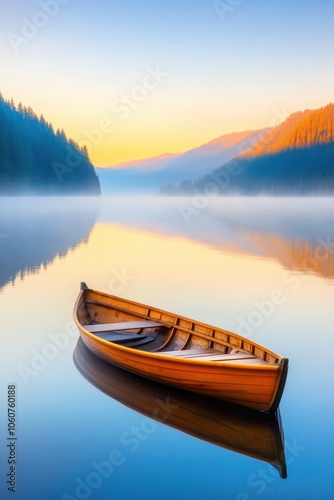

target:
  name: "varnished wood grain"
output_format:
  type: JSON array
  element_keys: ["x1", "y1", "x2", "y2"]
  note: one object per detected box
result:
[
  {"x1": 74, "y1": 338, "x2": 287, "y2": 479},
  {"x1": 84, "y1": 320, "x2": 163, "y2": 333},
  {"x1": 73, "y1": 283, "x2": 289, "y2": 412}
]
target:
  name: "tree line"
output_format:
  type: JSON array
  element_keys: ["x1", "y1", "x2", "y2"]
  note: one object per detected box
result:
[
  {"x1": 160, "y1": 103, "x2": 334, "y2": 195},
  {"x1": 0, "y1": 93, "x2": 100, "y2": 195}
]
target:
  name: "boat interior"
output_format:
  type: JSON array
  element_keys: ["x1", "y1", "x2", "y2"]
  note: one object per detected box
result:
[{"x1": 82, "y1": 318, "x2": 275, "y2": 365}]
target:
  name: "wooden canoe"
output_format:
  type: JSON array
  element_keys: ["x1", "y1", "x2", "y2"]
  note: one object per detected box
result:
[
  {"x1": 73, "y1": 338, "x2": 287, "y2": 478},
  {"x1": 73, "y1": 283, "x2": 288, "y2": 412}
]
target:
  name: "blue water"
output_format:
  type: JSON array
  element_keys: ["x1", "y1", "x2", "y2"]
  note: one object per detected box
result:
[{"x1": 0, "y1": 196, "x2": 333, "y2": 499}]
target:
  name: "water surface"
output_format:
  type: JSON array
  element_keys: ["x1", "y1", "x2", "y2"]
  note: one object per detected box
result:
[{"x1": 0, "y1": 196, "x2": 333, "y2": 499}]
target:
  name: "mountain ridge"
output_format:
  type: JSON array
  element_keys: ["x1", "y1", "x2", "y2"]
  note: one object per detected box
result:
[
  {"x1": 160, "y1": 103, "x2": 334, "y2": 195},
  {"x1": 106, "y1": 153, "x2": 180, "y2": 172},
  {"x1": 244, "y1": 103, "x2": 334, "y2": 157},
  {"x1": 97, "y1": 128, "x2": 268, "y2": 193}
]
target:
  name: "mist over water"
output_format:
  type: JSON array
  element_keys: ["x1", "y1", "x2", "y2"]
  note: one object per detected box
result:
[
  {"x1": 96, "y1": 196, "x2": 334, "y2": 281},
  {"x1": 2, "y1": 195, "x2": 334, "y2": 291},
  {"x1": 98, "y1": 195, "x2": 334, "y2": 241},
  {"x1": 0, "y1": 197, "x2": 99, "y2": 289}
]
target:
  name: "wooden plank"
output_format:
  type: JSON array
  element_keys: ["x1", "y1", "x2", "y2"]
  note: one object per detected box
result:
[
  {"x1": 196, "y1": 353, "x2": 258, "y2": 361},
  {"x1": 76, "y1": 291, "x2": 285, "y2": 411},
  {"x1": 84, "y1": 301, "x2": 243, "y2": 350},
  {"x1": 172, "y1": 351, "x2": 222, "y2": 358},
  {"x1": 84, "y1": 320, "x2": 163, "y2": 333},
  {"x1": 202, "y1": 356, "x2": 268, "y2": 364},
  {"x1": 83, "y1": 296, "x2": 282, "y2": 361},
  {"x1": 157, "y1": 350, "x2": 268, "y2": 363},
  {"x1": 223, "y1": 358, "x2": 270, "y2": 364},
  {"x1": 158, "y1": 350, "x2": 256, "y2": 359},
  {"x1": 157, "y1": 348, "x2": 219, "y2": 357}
]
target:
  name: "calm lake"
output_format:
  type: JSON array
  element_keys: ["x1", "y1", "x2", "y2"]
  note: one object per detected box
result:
[{"x1": 0, "y1": 196, "x2": 334, "y2": 499}]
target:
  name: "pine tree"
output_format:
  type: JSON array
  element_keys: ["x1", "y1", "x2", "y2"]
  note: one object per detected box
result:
[{"x1": 0, "y1": 93, "x2": 100, "y2": 195}]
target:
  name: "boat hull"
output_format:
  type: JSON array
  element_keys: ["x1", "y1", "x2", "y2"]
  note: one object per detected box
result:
[
  {"x1": 73, "y1": 284, "x2": 288, "y2": 412},
  {"x1": 73, "y1": 338, "x2": 287, "y2": 478}
]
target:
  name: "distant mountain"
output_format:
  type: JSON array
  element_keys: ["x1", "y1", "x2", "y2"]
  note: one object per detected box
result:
[
  {"x1": 161, "y1": 103, "x2": 334, "y2": 195},
  {"x1": 155, "y1": 129, "x2": 269, "y2": 180},
  {"x1": 96, "y1": 129, "x2": 268, "y2": 194},
  {"x1": 107, "y1": 153, "x2": 180, "y2": 171},
  {"x1": 0, "y1": 94, "x2": 100, "y2": 195}
]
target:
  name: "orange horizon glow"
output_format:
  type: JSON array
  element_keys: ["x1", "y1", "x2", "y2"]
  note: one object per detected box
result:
[{"x1": 2, "y1": 1, "x2": 334, "y2": 167}]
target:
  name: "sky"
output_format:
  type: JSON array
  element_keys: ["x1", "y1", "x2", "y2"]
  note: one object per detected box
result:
[{"x1": 1, "y1": 0, "x2": 334, "y2": 166}]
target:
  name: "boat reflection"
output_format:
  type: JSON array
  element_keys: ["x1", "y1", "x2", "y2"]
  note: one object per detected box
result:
[{"x1": 73, "y1": 339, "x2": 287, "y2": 478}]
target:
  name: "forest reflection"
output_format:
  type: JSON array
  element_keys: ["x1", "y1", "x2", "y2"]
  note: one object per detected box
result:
[
  {"x1": 1, "y1": 196, "x2": 334, "y2": 292},
  {"x1": 0, "y1": 197, "x2": 99, "y2": 289},
  {"x1": 234, "y1": 231, "x2": 334, "y2": 280}
]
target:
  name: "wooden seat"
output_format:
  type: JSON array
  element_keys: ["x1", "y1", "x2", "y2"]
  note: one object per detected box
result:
[
  {"x1": 157, "y1": 349, "x2": 268, "y2": 364},
  {"x1": 197, "y1": 355, "x2": 268, "y2": 364},
  {"x1": 190, "y1": 352, "x2": 258, "y2": 361},
  {"x1": 84, "y1": 320, "x2": 163, "y2": 334},
  {"x1": 157, "y1": 348, "x2": 220, "y2": 357}
]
